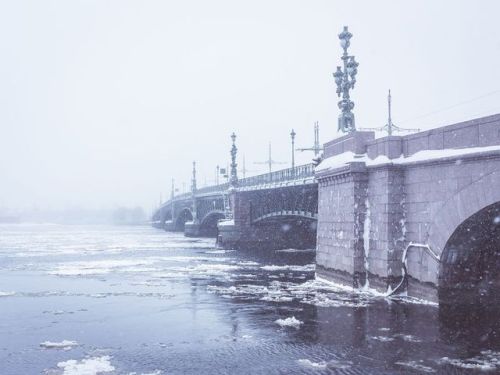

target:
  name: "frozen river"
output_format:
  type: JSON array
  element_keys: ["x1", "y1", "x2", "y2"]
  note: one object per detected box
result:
[{"x1": 0, "y1": 224, "x2": 499, "y2": 374}]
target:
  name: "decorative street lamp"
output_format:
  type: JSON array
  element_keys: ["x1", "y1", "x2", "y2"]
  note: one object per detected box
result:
[
  {"x1": 333, "y1": 26, "x2": 359, "y2": 133},
  {"x1": 191, "y1": 161, "x2": 197, "y2": 193},
  {"x1": 229, "y1": 132, "x2": 238, "y2": 187},
  {"x1": 290, "y1": 129, "x2": 296, "y2": 173}
]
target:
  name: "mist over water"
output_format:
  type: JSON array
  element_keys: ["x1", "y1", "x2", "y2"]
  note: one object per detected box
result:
[{"x1": 1, "y1": 224, "x2": 499, "y2": 374}]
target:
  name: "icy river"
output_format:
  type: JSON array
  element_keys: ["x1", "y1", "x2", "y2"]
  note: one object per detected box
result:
[{"x1": 1, "y1": 224, "x2": 499, "y2": 374}]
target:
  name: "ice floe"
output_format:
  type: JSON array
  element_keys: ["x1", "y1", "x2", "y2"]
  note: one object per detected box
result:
[
  {"x1": 438, "y1": 351, "x2": 500, "y2": 371},
  {"x1": 275, "y1": 248, "x2": 315, "y2": 253},
  {"x1": 394, "y1": 334, "x2": 422, "y2": 343},
  {"x1": 40, "y1": 340, "x2": 79, "y2": 350},
  {"x1": 48, "y1": 259, "x2": 157, "y2": 276},
  {"x1": 300, "y1": 359, "x2": 353, "y2": 370},
  {"x1": 0, "y1": 291, "x2": 15, "y2": 297},
  {"x1": 56, "y1": 356, "x2": 115, "y2": 374},
  {"x1": 275, "y1": 316, "x2": 303, "y2": 328},
  {"x1": 369, "y1": 335, "x2": 394, "y2": 342},
  {"x1": 207, "y1": 279, "x2": 372, "y2": 307},
  {"x1": 395, "y1": 360, "x2": 435, "y2": 373},
  {"x1": 205, "y1": 250, "x2": 234, "y2": 254},
  {"x1": 260, "y1": 264, "x2": 315, "y2": 272},
  {"x1": 297, "y1": 359, "x2": 328, "y2": 369}
]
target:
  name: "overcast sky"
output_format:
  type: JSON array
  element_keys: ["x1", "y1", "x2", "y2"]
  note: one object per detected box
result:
[{"x1": 1, "y1": 0, "x2": 499, "y2": 213}]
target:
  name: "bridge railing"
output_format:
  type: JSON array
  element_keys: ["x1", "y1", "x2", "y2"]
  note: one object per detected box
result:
[
  {"x1": 238, "y1": 163, "x2": 315, "y2": 187},
  {"x1": 195, "y1": 182, "x2": 230, "y2": 195},
  {"x1": 157, "y1": 163, "x2": 315, "y2": 212}
]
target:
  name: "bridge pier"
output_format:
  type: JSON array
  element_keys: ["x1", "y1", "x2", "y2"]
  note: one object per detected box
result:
[
  {"x1": 184, "y1": 221, "x2": 201, "y2": 237},
  {"x1": 217, "y1": 186, "x2": 317, "y2": 250},
  {"x1": 164, "y1": 220, "x2": 176, "y2": 231}
]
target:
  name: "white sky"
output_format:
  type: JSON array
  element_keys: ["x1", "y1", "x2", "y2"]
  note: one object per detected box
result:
[{"x1": 1, "y1": 0, "x2": 500, "y2": 212}]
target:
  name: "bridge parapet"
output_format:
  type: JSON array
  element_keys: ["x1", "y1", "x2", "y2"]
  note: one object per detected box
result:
[{"x1": 238, "y1": 163, "x2": 315, "y2": 188}]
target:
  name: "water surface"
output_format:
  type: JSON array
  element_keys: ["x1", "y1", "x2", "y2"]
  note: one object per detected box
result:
[{"x1": 0, "y1": 224, "x2": 498, "y2": 374}]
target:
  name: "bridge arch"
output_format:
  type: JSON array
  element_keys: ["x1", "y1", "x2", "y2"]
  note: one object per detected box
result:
[
  {"x1": 425, "y1": 170, "x2": 500, "y2": 306},
  {"x1": 175, "y1": 208, "x2": 193, "y2": 231},
  {"x1": 438, "y1": 202, "x2": 500, "y2": 306},
  {"x1": 427, "y1": 170, "x2": 500, "y2": 257},
  {"x1": 199, "y1": 210, "x2": 225, "y2": 237},
  {"x1": 252, "y1": 211, "x2": 317, "y2": 225}
]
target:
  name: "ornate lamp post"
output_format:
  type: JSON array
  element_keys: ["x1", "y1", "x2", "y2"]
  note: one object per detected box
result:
[
  {"x1": 333, "y1": 26, "x2": 359, "y2": 133},
  {"x1": 191, "y1": 161, "x2": 197, "y2": 193},
  {"x1": 229, "y1": 132, "x2": 238, "y2": 188},
  {"x1": 290, "y1": 129, "x2": 296, "y2": 175}
]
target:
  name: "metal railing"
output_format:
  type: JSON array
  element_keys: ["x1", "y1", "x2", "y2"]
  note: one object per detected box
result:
[
  {"x1": 195, "y1": 182, "x2": 230, "y2": 195},
  {"x1": 238, "y1": 163, "x2": 315, "y2": 187},
  {"x1": 159, "y1": 163, "x2": 315, "y2": 209}
]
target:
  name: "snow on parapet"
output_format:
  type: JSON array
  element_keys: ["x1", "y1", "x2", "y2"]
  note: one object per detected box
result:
[
  {"x1": 315, "y1": 151, "x2": 362, "y2": 172},
  {"x1": 316, "y1": 145, "x2": 500, "y2": 172}
]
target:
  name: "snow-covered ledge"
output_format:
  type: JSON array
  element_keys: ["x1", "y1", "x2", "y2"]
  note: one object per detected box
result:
[{"x1": 316, "y1": 145, "x2": 500, "y2": 173}]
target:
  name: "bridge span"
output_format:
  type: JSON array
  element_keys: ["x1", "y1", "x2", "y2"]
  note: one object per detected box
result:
[
  {"x1": 153, "y1": 113, "x2": 500, "y2": 305},
  {"x1": 152, "y1": 163, "x2": 318, "y2": 249}
]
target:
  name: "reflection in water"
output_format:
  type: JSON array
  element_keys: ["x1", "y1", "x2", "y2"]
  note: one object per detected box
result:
[{"x1": 0, "y1": 224, "x2": 498, "y2": 374}]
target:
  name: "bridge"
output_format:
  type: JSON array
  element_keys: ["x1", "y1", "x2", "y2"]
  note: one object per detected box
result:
[
  {"x1": 153, "y1": 113, "x2": 500, "y2": 305},
  {"x1": 315, "y1": 113, "x2": 500, "y2": 304},
  {"x1": 152, "y1": 162, "x2": 318, "y2": 249}
]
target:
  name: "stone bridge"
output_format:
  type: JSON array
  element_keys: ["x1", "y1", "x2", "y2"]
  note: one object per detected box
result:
[
  {"x1": 315, "y1": 113, "x2": 500, "y2": 303},
  {"x1": 152, "y1": 163, "x2": 318, "y2": 249},
  {"x1": 153, "y1": 113, "x2": 500, "y2": 305}
]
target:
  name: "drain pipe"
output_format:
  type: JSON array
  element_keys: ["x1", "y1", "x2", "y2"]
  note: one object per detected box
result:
[{"x1": 386, "y1": 242, "x2": 440, "y2": 297}]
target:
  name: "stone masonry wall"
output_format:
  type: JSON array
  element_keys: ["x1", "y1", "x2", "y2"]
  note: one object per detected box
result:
[
  {"x1": 365, "y1": 166, "x2": 405, "y2": 286},
  {"x1": 316, "y1": 166, "x2": 367, "y2": 287},
  {"x1": 316, "y1": 114, "x2": 500, "y2": 299}
]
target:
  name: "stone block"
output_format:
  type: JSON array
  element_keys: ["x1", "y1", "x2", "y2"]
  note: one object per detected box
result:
[
  {"x1": 428, "y1": 131, "x2": 444, "y2": 150},
  {"x1": 443, "y1": 124, "x2": 479, "y2": 149},
  {"x1": 479, "y1": 120, "x2": 500, "y2": 147}
]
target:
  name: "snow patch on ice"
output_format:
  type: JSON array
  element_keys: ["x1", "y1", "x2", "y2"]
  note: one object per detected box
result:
[
  {"x1": 0, "y1": 291, "x2": 15, "y2": 297},
  {"x1": 205, "y1": 250, "x2": 233, "y2": 254},
  {"x1": 396, "y1": 360, "x2": 435, "y2": 373},
  {"x1": 370, "y1": 335, "x2": 394, "y2": 342},
  {"x1": 394, "y1": 334, "x2": 422, "y2": 343},
  {"x1": 261, "y1": 264, "x2": 315, "y2": 272},
  {"x1": 275, "y1": 248, "x2": 315, "y2": 253},
  {"x1": 56, "y1": 355, "x2": 114, "y2": 374},
  {"x1": 275, "y1": 316, "x2": 303, "y2": 328},
  {"x1": 439, "y1": 351, "x2": 500, "y2": 371},
  {"x1": 40, "y1": 340, "x2": 79, "y2": 350},
  {"x1": 297, "y1": 359, "x2": 328, "y2": 369},
  {"x1": 49, "y1": 259, "x2": 156, "y2": 276}
]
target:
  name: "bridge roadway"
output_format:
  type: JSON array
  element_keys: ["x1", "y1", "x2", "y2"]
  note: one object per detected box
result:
[{"x1": 153, "y1": 113, "x2": 500, "y2": 305}]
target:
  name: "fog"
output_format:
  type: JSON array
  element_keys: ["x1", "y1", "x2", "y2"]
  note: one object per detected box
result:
[{"x1": 1, "y1": 0, "x2": 499, "y2": 220}]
